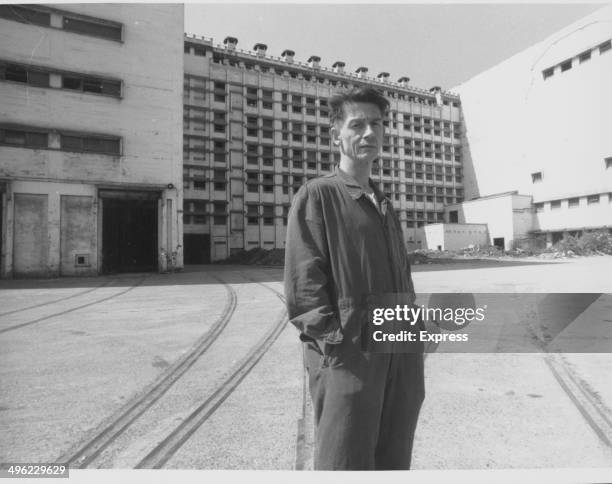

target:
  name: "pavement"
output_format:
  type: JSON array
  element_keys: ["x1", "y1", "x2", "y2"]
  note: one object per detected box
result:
[{"x1": 0, "y1": 256, "x2": 611, "y2": 476}]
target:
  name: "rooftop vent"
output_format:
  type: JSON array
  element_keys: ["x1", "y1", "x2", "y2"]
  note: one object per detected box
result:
[
  {"x1": 429, "y1": 86, "x2": 443, "y2": 106},
  {"x1": 377, "y1": 72, "x2": 390, "y2": 82},
  {"x1": 253, "y1": 43, "x2": 268, "y2": 57},
  {"x1": 281, "y1": 49, "x2": 295, "y2": 63},
  {"x1": 307, "y1": 55, "x2": 321, "y2": 69},
  {"x1": 398, "y1": 76, "x2": 410, "y2": 87},
  {"x1": 356, "y1": 66, "x2": 368, "y2": 78},
  {"x1": 332, "y1": 61, "x2": 346, "y2": 74},
  {"x1": 223, "y1": 36, "x2": 238, "y2": 50}
]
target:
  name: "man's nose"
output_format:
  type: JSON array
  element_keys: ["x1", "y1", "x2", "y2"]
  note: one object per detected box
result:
[{"x1": 363, "y1": 123, "x2": 376, "y2": 138}]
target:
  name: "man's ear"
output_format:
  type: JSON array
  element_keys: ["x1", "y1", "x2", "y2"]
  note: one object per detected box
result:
[{"x1": 331, "y1": 124, "x2": 340, "y2": 146}]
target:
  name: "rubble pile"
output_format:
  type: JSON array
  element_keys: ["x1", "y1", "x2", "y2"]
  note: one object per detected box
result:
[{"x1": 216, "y1": 248, "x2": 285, "y2": 266}]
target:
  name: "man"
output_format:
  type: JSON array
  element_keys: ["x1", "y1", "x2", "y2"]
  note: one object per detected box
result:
[{"x1": 284, "y1": 87, "x2": 424, "y2": 470}]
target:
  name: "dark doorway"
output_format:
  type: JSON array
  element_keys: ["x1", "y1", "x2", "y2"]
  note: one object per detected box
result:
[
  {"x1": 551, "y1": 231, "x2": 564, "y2": 245},
  {"x1": 102, "y1": 197, "x2": 158, "y2": 273},
  {"x1": 184, "y1": 233, "x2": 210, "y2": 264},
  {"x1": 449, "y1": 210, "x2": 459, "y2": 223},
  {"x1": 493, "y1": 237, "x2": 505, "y2": 250}
]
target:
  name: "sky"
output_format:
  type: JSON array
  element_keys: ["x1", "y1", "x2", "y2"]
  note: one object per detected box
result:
[{"x1": 184, "y1": 3, "x2": 603, "y2": 90}]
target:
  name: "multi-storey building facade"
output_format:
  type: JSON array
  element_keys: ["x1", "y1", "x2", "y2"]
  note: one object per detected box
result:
[
  {"x1": 183, "y1": 35, "x2": 464, "y2": 261},
  {"x1": 452, "y1": 5, "x2": 612, "y2": 247},
  {"x1": 0, "y1": 4, "x2": 184, "y2": 277}
]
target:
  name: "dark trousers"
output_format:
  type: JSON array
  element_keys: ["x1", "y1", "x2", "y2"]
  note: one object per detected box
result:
[{"x1": 304, "y1": 339, "x2": 425, "y2": 470}]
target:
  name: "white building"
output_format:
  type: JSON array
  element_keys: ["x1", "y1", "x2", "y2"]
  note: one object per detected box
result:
[
  {"x1": 451, "y1": 5, "x2": 612, "y2": 247},
  {"x1": 0, "y1": 4, "x2": 184, "y2": 277}
]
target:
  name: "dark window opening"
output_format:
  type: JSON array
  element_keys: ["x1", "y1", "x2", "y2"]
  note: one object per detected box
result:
[
  {"x1": 0, "y1": 5, "x2": 50, "y2": 26},
  {"x1": 0, "y1": 128, "x2": 48, "y2": 148},
  {"x1": 62, "y1": 16, "x2": 122, "y2": 42},
  {"x1": 61, "y1": 134, "x2": 120, "y2": 155}
]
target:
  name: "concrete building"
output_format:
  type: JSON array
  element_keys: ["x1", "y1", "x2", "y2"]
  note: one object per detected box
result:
[
  {"x1": 0, "y1": 4, "x2": 184, "y2": 277},
  {"x1": 422, "y1": 222, "x2": 488, "y2": 252},
  {"x1": 444, "y1": 192, "x2": 533, "y2": 251},
  {"x1": 452, "y1": 5, "x2": 612, "y2": 247},
  {"x1": 182, "y1": 35, "x2": 464, "y2": 262}
]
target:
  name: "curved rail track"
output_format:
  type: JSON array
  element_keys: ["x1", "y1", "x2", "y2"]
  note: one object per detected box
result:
[
  {"x1": 59, "y1": 275, "x2": 238, "y2": 468},
  {"x1": 0, "y1": 277, "x2": 147, "y2": 335},
  {"x1": 0, "y1": 279, "x2": 114, "y2": 318},
  {"x1": 523, "y1": 300, "x2": 612, "y2": 450},
  {"x1": 56, "y1": 272, "x2": 288, "y2": 469}
]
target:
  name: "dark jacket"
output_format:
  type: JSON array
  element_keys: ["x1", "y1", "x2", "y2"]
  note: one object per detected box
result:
[{"x1": 284, "y1": 167, "x2": 416, "y2": 348}]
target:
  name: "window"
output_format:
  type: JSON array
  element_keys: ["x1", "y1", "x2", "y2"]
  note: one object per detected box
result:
[
  {"x1": 0, "y1": 5, "x2": 50, "y2": 26},
  {"x1": 62, "y1": 74, "x2": 121, "y2": 97},
  {"x1": 61, "y1": 133, "x2": 121, "y2": 155},
  {"x1": 599, "y1": 40, "x2": 611, "y2": 54},
  {"x1": 0, "y1": 127, "x2": 48, "y2": 148},
  {"x1": 587, "y1": 195, "x2": 600, "y2": 205},
  {"x1": 1, "y1": 63, "x2": 49, "y2": 87},
  {"x1": 531, "y1": 172, "x2": 542, "y2": 183},
  {"x1": 560, "y1": 60, "x2": 572, "y2": 72},
  {"x1": 605, "y1": 157, "x2": 612, "y2": 169},
  {"x1": 579, "y1": 50, "x2": 591, "y2": 63},
  {"x1": 542, "y1": 68, "x2": 554, "y2": 80},
  {"x1": 568, "y1": 197, "x2": 579, "y2": 208},
  {"x1": 62, "y1": 14, "x2": 122, "y2": 41},
  {"x1": 550, "y1": 200, "x2": 561, "y2": 210}
]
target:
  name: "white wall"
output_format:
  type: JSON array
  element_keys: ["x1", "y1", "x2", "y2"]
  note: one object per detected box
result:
[
  {"x1": 423, "y1": 223, "x2": 488, "y2": 251},
  {"x1": 454, "y1": 6, "x2": 612, "y2": 213},
  {"x1": 534, "y1": 194, "x2": 612, "y2": 232}
]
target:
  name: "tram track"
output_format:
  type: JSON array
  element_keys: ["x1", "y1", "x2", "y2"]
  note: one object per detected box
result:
[
  {"x1": 0, "y1": 279, "x2": 114, "y2": 318},
  {"x1": 523, "y1": 295, "x2": 612, "y2": 451},
  {"x1": 57, "y1": 272, "x2": 288, "y2": 469},
  {"x1": 135, "y1": 301, "x2": 287, "y2": 468},
  {"x1": 0, "y1": 277, "x2": 147, "y2": 335},
  {"x1": 59, "y1": 275, "x2": 237, "y2": 468}
]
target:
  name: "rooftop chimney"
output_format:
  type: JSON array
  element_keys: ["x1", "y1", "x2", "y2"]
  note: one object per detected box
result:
[
  {"x1": 332, "y1": 61, "x2": 345, "y2": 74},
  {"x1": 377, "y1": 72, "x2": 390, "y2": 82},
  {"x1": 356, "y1": 66, "x2": 368, "y2": 78},
  {"x1": 307, "y1": 55, "x2": 321, "y2": 69},
  {"x1": 398, "y1": 76, "x2": 410, "y2": 87},
  {"x1": 253, "y1": 43, "x2": 268, "y2": 57},
  {"x1": 223, "y1": 36, "x2": 238, "y2": 50},
  {"x1": 281, "y1": 49, "x2": 295, "y2": 63},
  {"x1": 429, "y1": 86, "x2": 443, "y2": 106}
]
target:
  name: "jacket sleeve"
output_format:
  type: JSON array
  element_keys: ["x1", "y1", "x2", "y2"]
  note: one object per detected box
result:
[{"x1": 283, "y1": 185, "x2": 343, "y2": 344}]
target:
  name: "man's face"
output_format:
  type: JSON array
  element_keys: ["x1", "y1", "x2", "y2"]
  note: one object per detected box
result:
[{"x1": 331, "y1": 102, "x2": 384, "y2": 166}]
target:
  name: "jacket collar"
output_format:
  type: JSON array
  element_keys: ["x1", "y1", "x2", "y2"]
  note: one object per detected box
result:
[{"x1": 335, "y1": 166, "x2": 387, "y2": 205}]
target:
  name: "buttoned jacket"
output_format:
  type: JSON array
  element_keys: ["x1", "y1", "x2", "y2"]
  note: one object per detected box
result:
[{"x1": 284, "y1": 167, "x2": 416, "y2": 346}]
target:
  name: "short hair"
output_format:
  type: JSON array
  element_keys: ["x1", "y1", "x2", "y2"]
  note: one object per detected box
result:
[{"x1": 329, "y1": 87, "x2": 390, "y2": 126}]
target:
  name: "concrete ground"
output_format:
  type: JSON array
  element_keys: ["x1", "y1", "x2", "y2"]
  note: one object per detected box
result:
[{"x1": 0, "y1": 256, "x2": 611, "y2": 474}]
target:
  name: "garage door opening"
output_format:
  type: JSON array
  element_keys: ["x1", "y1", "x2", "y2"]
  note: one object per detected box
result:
[
  {"x1": 184, "y1": 233, "x2": 210, "y2": 264},
  {"x1": 102, "y1": 193, "x2": 158, "y2": 274}
]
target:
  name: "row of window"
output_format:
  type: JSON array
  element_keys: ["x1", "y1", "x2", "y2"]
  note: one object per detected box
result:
[
  {"x1": 0, "y1": 127, "x2": 121, "y2": 155},
  {"x1": 542, "y1": 39, "x2": 610, "y2": 80},
  {"x1": 534, "y1": 193, "x2": 611, "y2": 211},
  {"x1": 198, "y1": 47, "x2": 460, "y2": 107},
  {"x1": 0, "y1": 61, "x2": 122, "y2": 97},
  {"x1": 188, "y1": 83, "x2": 461, "y2": 126},
  {"x1": 183, "y1": 208, "x2": 451, "y2": 228},
  {"x1": 0, "y1": 5, "x2": 123, "y2": 42}
]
